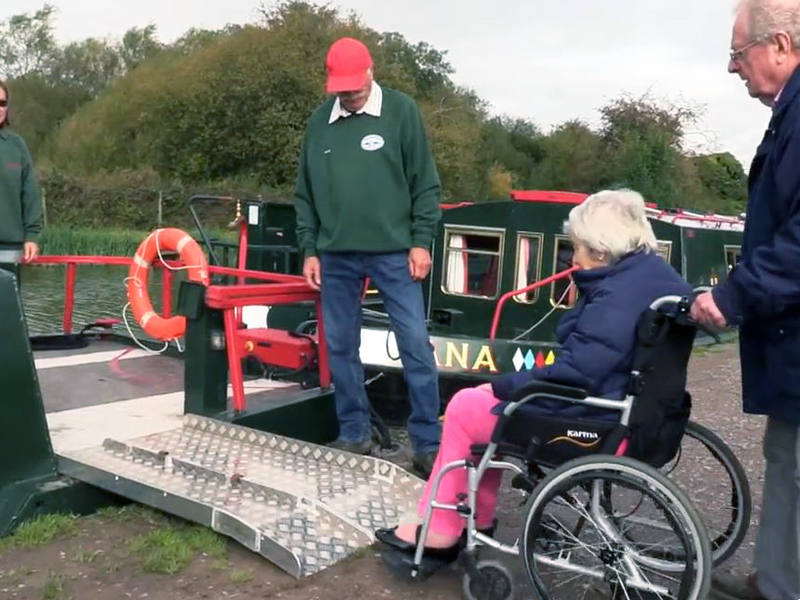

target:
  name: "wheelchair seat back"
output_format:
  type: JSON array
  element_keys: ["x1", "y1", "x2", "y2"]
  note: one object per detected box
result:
[{"x1": 625, "y1": 305, "x2": 696, "y2": 467}]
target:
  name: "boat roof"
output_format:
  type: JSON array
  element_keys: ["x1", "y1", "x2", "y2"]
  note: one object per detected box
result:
[{"x1": 509, "y1": 190, "x2": 745, "y2": 232}]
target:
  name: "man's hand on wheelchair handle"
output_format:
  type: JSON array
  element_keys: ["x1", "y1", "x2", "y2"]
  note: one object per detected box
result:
[{"x1": 690, "y1": 291, "x2": 727, "y2": 330}]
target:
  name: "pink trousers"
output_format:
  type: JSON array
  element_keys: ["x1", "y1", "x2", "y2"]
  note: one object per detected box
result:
[{"x1": 417, "y1": 384, "x2": 503, "y2": 536}]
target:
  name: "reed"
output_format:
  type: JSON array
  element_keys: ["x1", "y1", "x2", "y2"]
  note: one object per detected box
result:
[
  {"x1": 40, "y1": 227, "x2": 149, "y2": 256},
  {"x1": 38, "y1": 226, "x2": 238, "y2": 257}
]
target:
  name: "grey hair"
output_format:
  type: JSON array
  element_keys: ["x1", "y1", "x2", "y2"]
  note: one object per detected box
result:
[
  {"x1": 564, "y1": 189, "x2": 658, "y2": 263},
  {"x1": 737, "y1": 0, "x2": 800, "y2": 47}
]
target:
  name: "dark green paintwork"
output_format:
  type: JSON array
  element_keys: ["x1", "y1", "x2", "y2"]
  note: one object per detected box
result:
[
  {"x1": 177, "y1": 279, "x2": 339, "y2": 443},
  {"x1": 179, "y1": 281, "x2": 229, "y2": 417},
  {"x1": 244, "y1": 202, "x2": 301, "y2": 275},
  {"x1": 0, "y1": 269, "x2": 57, "y2": 487},
  {"x1": 245, "y1": 199, "x2": 743, "y2": 345},
  {"x1": 230, "y1": 388, "x2": 338, "y2": 444},
  {"x1": 0, "y1": 269, "x2": 80, "y2": 535}
]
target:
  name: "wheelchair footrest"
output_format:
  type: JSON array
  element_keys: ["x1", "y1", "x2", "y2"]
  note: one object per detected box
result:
[{"x1": 380, "y1": 546, "x2": 458, "y2": 581}]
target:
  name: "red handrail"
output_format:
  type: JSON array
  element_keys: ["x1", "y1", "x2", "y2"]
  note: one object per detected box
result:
[
  {"x1": 32, "y1": 255, "x2": 136, "y2": 333},
  {"x1": 489, "y1": 266, "x2": 578, "y2": 340},
  {"x1": 29, "y1": 254, "x2": 302, "y2": 334},
  {"x1": 206, "y1": 280, "x2": 325, "y2": 411}
]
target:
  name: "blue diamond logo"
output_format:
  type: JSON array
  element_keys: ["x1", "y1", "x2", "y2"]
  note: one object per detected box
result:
[{"x1": 523, "y1": 350, "x2": 535, "y2": 370}]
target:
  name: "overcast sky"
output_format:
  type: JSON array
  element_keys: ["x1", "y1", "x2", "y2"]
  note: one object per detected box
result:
[{"x1": 4, "y1": 0, "x2": 771, "y2": 170}]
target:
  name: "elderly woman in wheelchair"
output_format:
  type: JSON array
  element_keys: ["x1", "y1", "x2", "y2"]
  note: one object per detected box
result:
[{"x1": 376, "y1": 190, "x2": 715, "y2": 600}]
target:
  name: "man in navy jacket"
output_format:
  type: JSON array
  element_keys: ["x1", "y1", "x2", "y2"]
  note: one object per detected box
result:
[{"x1": 693, "y1": 2, "x2": 800, "y2": 599}]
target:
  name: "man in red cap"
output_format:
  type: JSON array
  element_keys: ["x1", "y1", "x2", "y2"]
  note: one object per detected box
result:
[{"x1": 293, "y1": 37, "x2": 442, "y2": 476}]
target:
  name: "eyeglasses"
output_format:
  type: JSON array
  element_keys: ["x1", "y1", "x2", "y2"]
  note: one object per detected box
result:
[
  {"x1": 729, "y1": 38, "x2": 763, "y2": 62},
  {"x1": 0, "y1": 100, "x2": 7, "y2": 108}
]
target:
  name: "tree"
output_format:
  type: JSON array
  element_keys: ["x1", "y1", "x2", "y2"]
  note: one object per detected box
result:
[
  {"x1": 7, "y1": 74, "x2": 88, "y2": 156},
  {"x1": 479, "y1": 116, "x2": 544, "y2": 191},
  {"x1": 0, "y1": 4, "x2": 57, "y2": 78},
  {"x1": 49, "y1": 1, "x2": 488, "y2": 199},
  {"x1": 377, "y1": 33, "x2": 453, "y2": 98},
  {"x1": 48, "y1": 38, "x2": 122, "y2": 98},
  {"x1": 529, "y1": 120, "x2": 605, "y2": 192},
  {"x1": 692, "y1": 152, "x2": 748, "y2": 213},
  {"x1": 118, "y1": 25, "x2": 163, "y2": 71},
  {"x1": 599, "y1": 95, "x2": 703, "y2": 207},
  {"x1": 172, "y1": 28, "x2": 230, "y2": 55}
]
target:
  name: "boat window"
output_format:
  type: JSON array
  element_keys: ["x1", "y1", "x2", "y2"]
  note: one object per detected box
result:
[
  {"x1": 441, "y1": 226, "x2": 505, "y2": 299},
  {"x1": 724, "y1": 245, "x2": 742, "y2": 272},
  {"x1": 551, "y1": 236, "x2": 577, "y2": 309},
  {"x1": 513, "y1": 233, "x2": 544, "y2": 304},
  {"x1": 656, "y1": 240, "x2": 673, "y2": 263}
]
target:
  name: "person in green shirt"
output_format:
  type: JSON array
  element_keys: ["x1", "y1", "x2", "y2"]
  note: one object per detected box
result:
[
  {"x1": 294, "y1": 37, "x2": 442, "y2": 475},
  {"x1": 0, "y1": 80, "x2": 42, "y2": 280}
]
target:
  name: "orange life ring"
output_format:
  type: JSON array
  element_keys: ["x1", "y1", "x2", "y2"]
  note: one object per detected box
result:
[{"x1": 126, "y1": 228, "x2": 209, "y2": 341}]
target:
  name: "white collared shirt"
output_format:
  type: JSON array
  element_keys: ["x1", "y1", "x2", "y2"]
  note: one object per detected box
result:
[
  {"x1": 774, "y1": 84, "x2": 786, "y2": 108},
  {"x1": 328, "y1": 82, "x2": 383, "y2": 124}
]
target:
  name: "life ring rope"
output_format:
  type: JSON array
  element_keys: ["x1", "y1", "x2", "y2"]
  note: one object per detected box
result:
[{"x1": 124, "y1": 228, "x2": 209, "y2": 348}]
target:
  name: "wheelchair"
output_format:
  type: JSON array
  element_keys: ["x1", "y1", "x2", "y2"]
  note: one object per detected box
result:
[{"x1": 385, "y1": 295, "x2": 732, "y2": 600}]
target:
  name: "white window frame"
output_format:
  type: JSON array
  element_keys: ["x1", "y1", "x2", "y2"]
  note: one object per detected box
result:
[
  {"x1": 724, "y1": 244, "x2": 742, "y2": 272},
  {"x1": 656, "y1": 240, "x2": 673, "y2": 263},
  {"x1": 441, "y1": 225, "x2": 505, "y2": 300},
  {"x1": 513, "y1": 232, "x2": 544, "y2": 304},
  {"x1": 550, "y1": 235, "x2": 577, "y2": 309}
]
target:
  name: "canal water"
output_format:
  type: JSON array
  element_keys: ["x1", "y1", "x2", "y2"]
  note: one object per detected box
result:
[{"x1": 20, "y1": 264, "x2": 175, "y2": 339}]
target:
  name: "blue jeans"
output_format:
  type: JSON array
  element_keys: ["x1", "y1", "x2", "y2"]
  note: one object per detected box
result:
[{"x1": 320, "y1": 251, "x2": 441, "y2": 453}]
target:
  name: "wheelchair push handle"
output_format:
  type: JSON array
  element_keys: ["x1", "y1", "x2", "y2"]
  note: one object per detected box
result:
[
  {"x1": 690, "y1": 286, "x2": 724, "y2": 343},
  {"x1": 648, "y1": 293, "x2": 722, "y2": 343},
  {"x1": 648, "y1": 294, "x2": 689, "y2": 312}
]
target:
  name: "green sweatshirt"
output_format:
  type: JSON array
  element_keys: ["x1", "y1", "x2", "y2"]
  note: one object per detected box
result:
[
  {"x1": 0, "y1": 127, "x2": 42, "y2": 246},
  {"x1": 294, "y1": 87, "x2": 442, "y2": 259}
]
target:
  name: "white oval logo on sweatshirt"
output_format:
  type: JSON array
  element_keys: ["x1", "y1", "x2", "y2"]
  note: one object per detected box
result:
[{"x1": 361, "y1": 134, "x2": 385, "y2": 151}]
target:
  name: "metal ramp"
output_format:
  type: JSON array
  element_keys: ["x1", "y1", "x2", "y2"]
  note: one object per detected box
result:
[{"x1": 57, "y1": 415, "x2": 424, "y2": 577}]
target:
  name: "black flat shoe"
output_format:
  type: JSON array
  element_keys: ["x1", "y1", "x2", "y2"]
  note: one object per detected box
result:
[
  {"x1": 375, "y1": 526, "x2": 414, "y2": 552},
  {"x1": 374, "y1": 525, "x2": 460, "y2": 562}
]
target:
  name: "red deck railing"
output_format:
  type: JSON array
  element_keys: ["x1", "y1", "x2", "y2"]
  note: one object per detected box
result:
[
  {"x1": 489, "y1": 266, "x2": 578, "y2": 340},
  {"x1": 32, "y1": 255, "x2": 146, "y2": 334}
]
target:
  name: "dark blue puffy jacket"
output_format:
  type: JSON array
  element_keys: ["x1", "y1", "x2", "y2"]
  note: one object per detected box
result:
[
  {"x1": 712, "y1": 64, "x2": 800, "y2": 424},
  {"x1": 491, "y1": 250, "x2": 692, "y2": 410}
]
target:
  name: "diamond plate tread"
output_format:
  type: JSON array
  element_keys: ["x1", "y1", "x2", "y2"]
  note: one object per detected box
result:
[{"x1": 58, "y1": 415, "x2": 425, "y2": 577}]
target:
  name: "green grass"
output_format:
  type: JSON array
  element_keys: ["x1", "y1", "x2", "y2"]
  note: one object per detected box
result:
[
  {"x1": 0, "y1": 514, "x2": 78, "y2": 550},
  {"x1": 40, "y1": 226, "x2": 150, "y2": 256},
  {"x1": 128, "y1": 526, "x2": 227, "y2": 574},
  {"x1": 71, "y1": 546, "x2": 103, "y2": 563},
  {"x1": 96, "y1": 504, "x2": 170, "y2": 525},
  {"x1": 40, "y1": 572, "x2": 66, "y2": 600},
  {"x1": 230, "y1": 568, "x2": 254, "y2": 583},
  {"x1": 38, "y1": 225, "x2": 239, "y2": 258}
]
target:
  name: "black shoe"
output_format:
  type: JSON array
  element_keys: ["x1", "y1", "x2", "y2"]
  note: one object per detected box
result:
[
  {"x1": 412, "y1": 450, "x2": 438, "y2": 478},
  {"x1": 327, "y1": 438, "x2": 374, "y2": 455},
  {"x1": 374, "y1": 526, "x2": 460, "y2": 562},
  {"x1": 375, "y1": 526, "x2": 415, "y2": 552}
]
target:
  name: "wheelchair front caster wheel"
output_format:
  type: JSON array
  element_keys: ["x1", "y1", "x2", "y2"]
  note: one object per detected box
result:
[{"x1": 462, "y1": 560, "x2": 514, "y2": 600}]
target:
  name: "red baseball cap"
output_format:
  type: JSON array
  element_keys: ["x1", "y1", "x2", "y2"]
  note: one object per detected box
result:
[{"x1": 325, "y1": 37, "x2": 373, "y2": 93}]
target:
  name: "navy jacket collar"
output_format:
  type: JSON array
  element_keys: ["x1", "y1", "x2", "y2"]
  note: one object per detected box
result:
[
  {"x1": 572, "y1": 250, "x2": 651, "y2": 294},
  {"x1": 773, "y1": 63, "x2": 800, "y2": 116}
]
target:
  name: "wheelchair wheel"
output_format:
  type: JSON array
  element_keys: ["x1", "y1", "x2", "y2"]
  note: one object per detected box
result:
[
  {"x1": 462, "y1": 560, "x2": 514, "y2": 600},
  {"x1": 521, "y1": 455, "x2": 711, "y2": 600},
  {"x1": 661, "y1": 420, "x2": 751, "y2": 566}
]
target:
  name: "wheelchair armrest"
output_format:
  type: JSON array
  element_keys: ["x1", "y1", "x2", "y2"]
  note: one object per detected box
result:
[
  {"x1": 510, "y1": 380, "x2": 588, "y2": 402},
  {"x1": 500, "y1": 381, "x2": 589, "y2": 419}
]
